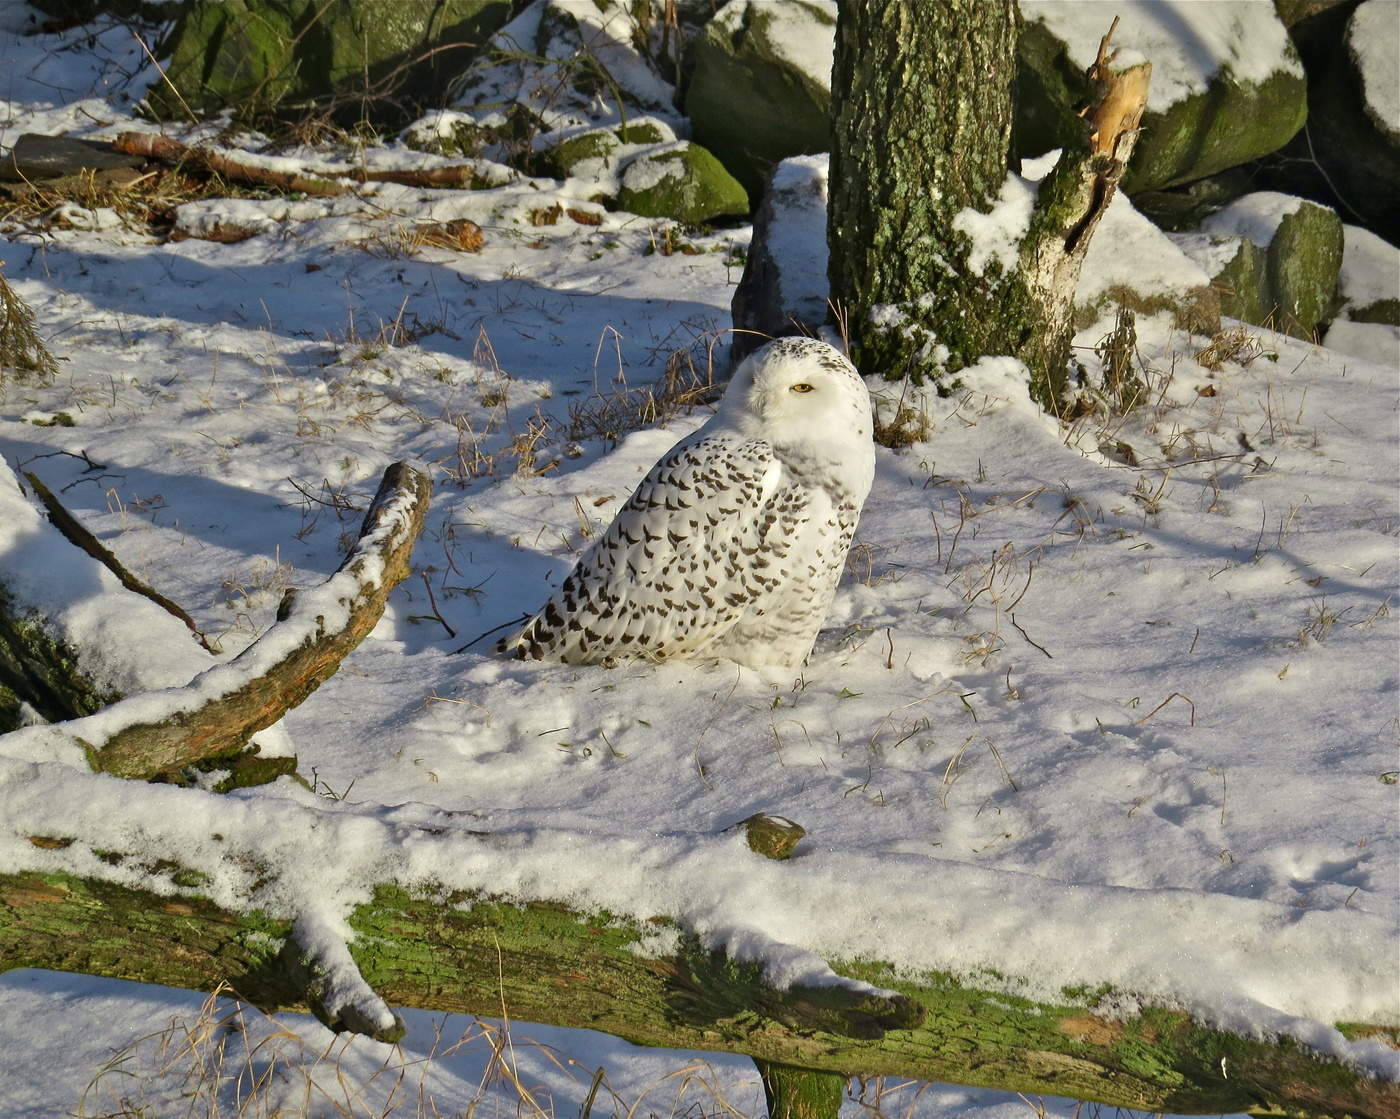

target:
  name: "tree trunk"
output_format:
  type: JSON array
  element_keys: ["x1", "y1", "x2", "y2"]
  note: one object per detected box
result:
[
  {"x1": 0, "y1": 867, "x2": 1393, "y2": 1119},
  {"x1": 829, "y1": 2, "x2": 1149, "y2": 409},
  {"x1": 829, "y1": 0, "x2": 1024, "y2": 389}
]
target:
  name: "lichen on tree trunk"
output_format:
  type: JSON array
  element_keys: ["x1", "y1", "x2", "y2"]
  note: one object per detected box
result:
[{"x1": 829, "y1": 0, "x2": 1026, "y2": 388}]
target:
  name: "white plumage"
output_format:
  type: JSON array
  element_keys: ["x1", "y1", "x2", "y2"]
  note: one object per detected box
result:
[{"x1": 500, "y1": 337, "x2": 875, "y2": 668}]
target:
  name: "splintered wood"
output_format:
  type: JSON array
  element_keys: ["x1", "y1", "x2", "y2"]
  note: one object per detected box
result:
[{"x1": 1082, "y1": 16, "x2": 1152, "y2": 164}]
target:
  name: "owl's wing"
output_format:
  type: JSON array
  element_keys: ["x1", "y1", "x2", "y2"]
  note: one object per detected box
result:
[{"x1": 502, "y1": 434, "x2": 810, "y2": 663}]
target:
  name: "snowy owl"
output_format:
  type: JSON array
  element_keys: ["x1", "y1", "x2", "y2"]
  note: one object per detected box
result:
[{"x1": 500, "y1": 337, "x2": 875, "y2": 669}]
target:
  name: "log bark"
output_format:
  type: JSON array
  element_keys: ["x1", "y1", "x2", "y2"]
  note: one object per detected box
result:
[
  {"x1": 0, "y1": 867, "x2": 1393, "y2": 1118},
  {"x1": 90, "y1": 462, "x2": 430, "y2": 779},
  {"x1": 112, "y1": 133, "x2": 492, "y2": 195}
]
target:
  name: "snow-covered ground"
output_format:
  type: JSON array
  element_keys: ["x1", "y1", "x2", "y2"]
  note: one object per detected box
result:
[{"x1": 1, "y1": 8, "x2": 1397, "y2": 1118}]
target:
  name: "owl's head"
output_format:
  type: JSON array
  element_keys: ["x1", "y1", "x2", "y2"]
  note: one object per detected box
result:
[{"x1": 725, "y1": 337, "x2": 874, "y2": 449}]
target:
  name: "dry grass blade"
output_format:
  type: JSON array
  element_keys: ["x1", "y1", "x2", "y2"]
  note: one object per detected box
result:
[{"x1": 1195, "y1": 325, "x2": 1267, "y2": 371}]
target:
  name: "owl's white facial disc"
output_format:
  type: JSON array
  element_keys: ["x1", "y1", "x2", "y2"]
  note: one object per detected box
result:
[{"x1": 727, "y1": 337, "x2": 874, "y2": 452}]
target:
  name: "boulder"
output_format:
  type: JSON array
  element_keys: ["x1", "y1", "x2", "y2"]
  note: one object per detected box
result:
[
  {"x1": 1246, "y1": 0, "x2": 1400, "y2": 245},
  {"x1": 615, "y1": 142, "x2": 748, "y2": 224},
  {"x1": 1336, "y1": 223, "x2": 1400, "y2": 326},
  {"x1": 1170, "y1": 233, "x2": 1271, "y2": 327},
  {"x1": 150, "y1": 0, "x2": 513, "y2": 122},
  {"x1": 537, "y1": 118, "x2": 676, "y2": 181},
  {"x1": 1017, "y1": 1, "x2": 1307, "y2": 193},
  {"x1": 731, "y1": 155, "x2": 830, "y2": 364},
  {"x1": 1173, "y1": 192, "x2": 1344, "y2": 338},
  {"x1": 1323, "y1": 221, "x2": 1400, "y2": 366},
  {"x1": 1349, "y1": 0, "x2": 1400, "y2": 144},
  {"x1": 685, "y1": 0, "x2": 834, "y2": 199}
]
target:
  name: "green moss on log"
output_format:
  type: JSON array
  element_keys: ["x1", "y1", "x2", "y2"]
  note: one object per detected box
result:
[
  {"x1": 0, "y1": 585, "x2": 121, "y2": 731},
  {"x1": 1, "y1": 869, "x2": 1393, "y2": 1117}
]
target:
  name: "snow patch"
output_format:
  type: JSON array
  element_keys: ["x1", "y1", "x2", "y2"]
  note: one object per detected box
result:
[
  {"x1": 1350, "y1": 0, "x2": 1400, "y2": 138},
  {"x1": 1022, "y1": 0, "x2": 1301, "y2": 110},
  {"x1": 951, "y1": 173, "x2": 1036, "y2": 278}
]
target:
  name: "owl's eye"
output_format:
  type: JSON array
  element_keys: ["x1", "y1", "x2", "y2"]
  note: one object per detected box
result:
[{"x1": 790, "y1": 383, "x2": 815, "y2": 393}]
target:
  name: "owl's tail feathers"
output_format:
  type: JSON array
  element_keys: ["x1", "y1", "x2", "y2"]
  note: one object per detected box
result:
[{"x1": 494, "y1": 620, "x2": 541, "y2": 659}]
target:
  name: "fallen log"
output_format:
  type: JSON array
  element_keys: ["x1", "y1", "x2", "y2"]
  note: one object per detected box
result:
[
  {"x1": 112, "y1": 132, "x2": 495, "y2": 195},
  {"x1": 0, "y1": 462, "x2": 429, "y2": 779},
  {"x1": 0, "y1": 863, "x2": 1393, "y2": 1119}
]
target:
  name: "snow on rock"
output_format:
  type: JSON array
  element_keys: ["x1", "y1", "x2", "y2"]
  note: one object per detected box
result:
[
  {"x1": 1076, "y1": 188, "x2": 1213, "y2": 325},
  {"x1": 1323, "y1": 318, "x2": 1400, "y2": 364},
  {"x1": 720, "y1": 0, "x2": 838, "y2": 93},
  {"x1": 1203, "y1": 190, "x2": 1306, "y2": 245},
  {"x1": 731, "y1": 154, "x2": 830, "y2": 362},
  {"x1": 1021, "y1": 0, "x2": 1301, "y2": 110},
  {"x1": 1337, "y1": 222, "x2": 1400, "y2": 321},
  {"x1": 1350, "y1": 0, "x2": 1400, "y2": 141}
]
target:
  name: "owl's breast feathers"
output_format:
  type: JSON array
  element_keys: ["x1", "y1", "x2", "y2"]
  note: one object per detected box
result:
[{"x1": 500, "y1": 433, "x2": 852, "y2": 666}]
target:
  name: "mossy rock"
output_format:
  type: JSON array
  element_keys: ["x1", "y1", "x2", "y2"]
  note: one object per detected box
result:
[
  {"x1": 401, "y1": 113, "x2": 496, "y2": 158},
  {"x1": 1214, "y1": 237, "x2": 1272, "y2": 326},
  {"x1": 149, "y1": 0, "x2": 513, "y2": 123},
  {"x1": 1016, "y1": 16, "x2": 1307, "y2": 193},
  {"x1": 1173, "y1": 234, "x2": 1272, "y2": 326},
  {"x1": 540, "y1": 129, "x2": 621, "y2": 179},
  {"x1": 1182, "y1": 193, "x2": 1344, "y2": 337},
  {"x1": 537, "y1": 118, "x2": 677, "y2": 180},
  {"x1": 616, "y1": 121, "x2": 670, "y2": 145},
  {"x1": 1349, "y1": 299, "x2": 1400, "y2": 327},
  {"x1": 616, "y1": 142, "x2": 748, "y2": 224},
  {"x1": 1266, "y1": 200, "x2": 1344, "y2": 336},
  {"x1": 685, "y1": 0, "x2": 834, "y2": 198}
]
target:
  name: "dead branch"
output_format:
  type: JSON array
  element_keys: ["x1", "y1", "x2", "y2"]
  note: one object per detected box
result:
[
  {"x1": 23, "y1": 471, "x2": 221, "y2": 655},
  {"x1": 113, "y1": 132, "x2": 495, "y2": 196},
  {"x1": 113, "y1": 132, "x2": 347, "y2": 196},
  {"x1": 18, "y1": 462, "x2": 430, "y2": 779}
]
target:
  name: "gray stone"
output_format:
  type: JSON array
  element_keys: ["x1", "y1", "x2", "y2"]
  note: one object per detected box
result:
[
  {"x1": 731, "y1": 155, "x2": 830, "y2": 364},
  {"x1": 0, "y1": 134, "x2": 144, "y2": 182}
]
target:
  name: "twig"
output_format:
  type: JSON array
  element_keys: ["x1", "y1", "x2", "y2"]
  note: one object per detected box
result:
[
  {"x1": 1005, "y1": 561, "x2": 1035, "y2": 613},
  {"x1": 407, "y1": 570, "x2": 456, "y2": 638},
  {"x1": 1135, "y1": 692, "x2": 1196, "y2": 727},
  {"x1": 23, "y1": 471, "x2": 222, "y2": 654},
  {"x1": 451, "y1": 614, "x2": 528, "y2": 655},
  {"x1": 1010, "y1": 613, "x2": 1052, "y2": 658}
]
